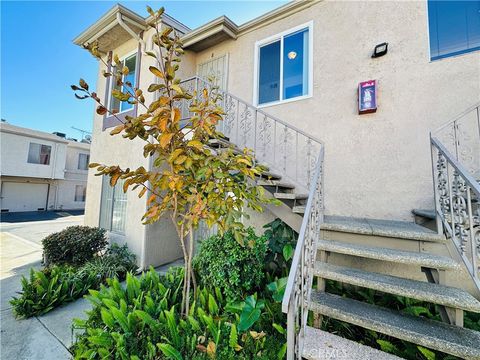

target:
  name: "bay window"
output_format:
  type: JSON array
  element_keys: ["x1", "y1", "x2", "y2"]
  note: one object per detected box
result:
[{"x1": 255, "y1": 22, "x2": 312, "y2": 106}]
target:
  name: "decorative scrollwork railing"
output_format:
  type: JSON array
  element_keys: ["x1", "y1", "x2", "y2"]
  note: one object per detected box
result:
[
  {"x1": 281, "y1": 148, "x2": 324, "y2": 359},
  {"x1": 179, "y1": 76, "x2": 324, "y2": 192},
  {"x1": 431, "y1": 137, "x2": 480, "y2": 291}
]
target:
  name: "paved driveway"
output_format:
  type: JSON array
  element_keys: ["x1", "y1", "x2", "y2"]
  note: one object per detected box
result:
[{"x1": 1, "y1": 213, "x2": 85, "y2": 359}]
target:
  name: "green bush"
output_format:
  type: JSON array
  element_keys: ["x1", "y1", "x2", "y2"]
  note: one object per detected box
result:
[
  {"x1": 42, "y1": 226, "x2": 107, "y2": 266},
  {"x1": 72, "y1": 267, "x2": 286, "y2": 360},
  {"x1": 194, "y1": 228, "x2": 268, "y2": 301},
  {"x1": 263, "y1": 219, "x2": 297, "y2": 277},
  {"x1": 11, "y1": 244, "x2": 137, "y2": 318}
]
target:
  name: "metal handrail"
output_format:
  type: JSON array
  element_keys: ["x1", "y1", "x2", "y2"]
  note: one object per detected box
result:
[
  {"x1": 281, "y1": 147, "x2": 324, "y2": 359},
  {"x1": 431, "y1": 135, "x2": 480, "y2": 291},
  {"x1": 179, "y1": 76, "x2": 324, "y2": 192},
  {"x1": 180, "y1": 76, "x2": 324, "y2": 146}
]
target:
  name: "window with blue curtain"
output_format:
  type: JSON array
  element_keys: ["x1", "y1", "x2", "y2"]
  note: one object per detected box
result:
[
  {"x1": 257, "y1": 26, "x2": 310, "y2": 105},
  {"x1": 428, "y1": 0, "x2": 480, "y2": 60}
]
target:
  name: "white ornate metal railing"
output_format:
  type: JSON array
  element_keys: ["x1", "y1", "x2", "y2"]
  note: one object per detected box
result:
[
  {"x1": 431, "y1": 103, "x2": 480, "y2": 291},
  {"x1": 179, "y1": 76, "x2": 324, "y2": 192},
  {"x1": 281, "y1": 149, "x2": 324, "y2": 360}
]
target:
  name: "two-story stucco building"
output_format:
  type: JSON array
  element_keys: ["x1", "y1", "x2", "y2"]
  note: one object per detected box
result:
[
  {"x1": 0, "y1": 122, "x2": 90, "y2": 213},
  {"x1": 74, "y1": 0, "x2": 479, "y2": 268}
]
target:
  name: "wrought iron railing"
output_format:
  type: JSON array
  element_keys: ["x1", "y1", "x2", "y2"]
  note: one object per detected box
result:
[
  {"x1": 281, "y1": 149, "x2": 324, "y2": 359},
  {"x1": 179, "y1": 76, "x2": 324, "y2": 192},
  {"x1": 431, "y1": 103, "x2": 480, "y2": 291}
]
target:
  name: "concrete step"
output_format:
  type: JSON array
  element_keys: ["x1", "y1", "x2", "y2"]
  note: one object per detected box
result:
[
  {"x1": 412, "y1": 209, "x2": 436, "y2": 220},
  {"x1": 317, "y1": 240, "x2": 460, "y2": 270},
  {"x1": 309, "y1": 291, "x2": 480, "y2": 360},
  {"x1": 207, "y1": 138, "x2": 237, "y2": 149},
  {"x1": 256, "y1": 179, "x2": 295, "y2": 189},
  {"x1": 292, "y1": 205, "x2": 306, "y2": 214},
  {"x1": 302, "y1": 326, "x2": 401, "y2": 360},
  {"x1": 312, "y1": 262, "x2": 480, "y2": 312},
  {"x1": 322, "y1": 215, "x2": 446, "y2": 243},
  {"x1": 257, "y1": 171, "x2": 282, "y2": 180},
  {"x1": 274, "y1": 192, "x2": 308, "y2": 200}
]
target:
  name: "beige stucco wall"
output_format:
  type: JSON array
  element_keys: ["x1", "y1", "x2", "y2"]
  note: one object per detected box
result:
[
  {"x1": 189, "y1": 0, "x2": 480, "y2": 221},
  {"x1": 85, "y1": 32, "x2": 184, "y2": 269}
]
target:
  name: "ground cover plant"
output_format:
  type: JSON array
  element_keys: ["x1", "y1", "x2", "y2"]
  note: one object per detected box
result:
[{"x1": 11, "y1": 241, "x2": 137, "y2": 318}]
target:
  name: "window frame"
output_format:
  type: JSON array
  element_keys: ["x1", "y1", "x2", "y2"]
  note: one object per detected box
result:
[
  {"x1": 77, "y1": 153, "x2": 90, "y2": 170},
  {"x1": 253, "y1": 21, "x2": 314, "y2": 108},
  {"x1": 106, "y1": 50, "x2": 138, "y2": 115},
  {"x1": 102, "y1": 45, "x2": 142, "y2": 131},
  {"x1": 27, "y1": 142, "x2": 52, "y2": 165},
  {"x1": 427, "y1": 0, "x2": 480, "y2": 61},
  {"x1": 98, "y1": 176, "x2": 127, "y2": 235},
  {"x1": 74, "y1": 184, "x2": 86, "y2": 202}
]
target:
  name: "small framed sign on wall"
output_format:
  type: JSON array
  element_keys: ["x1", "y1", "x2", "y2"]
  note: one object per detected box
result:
[{"x1": 358, "y1": 80, "x2": 377, "y2": 114}]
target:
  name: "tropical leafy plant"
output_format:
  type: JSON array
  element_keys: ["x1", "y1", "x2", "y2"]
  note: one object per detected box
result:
[
  {"x1": 72, "y1": 5, "x2": 272, "y2": 316},
  {"x1": 194, "y1": 228, "x2": 268, "y2": 301},
  {"x1": 42, "y1": 226, "x2": 107, "y2": 266},
  {"x1": 263, "y1": 219, "x2": 297, "y2": 277},
  {"x1": 11, "y1": 244, "x2": 137, "y2": 318},
  {"x1": 72, "y1": 267, "x2": 285, "y2": 359}
]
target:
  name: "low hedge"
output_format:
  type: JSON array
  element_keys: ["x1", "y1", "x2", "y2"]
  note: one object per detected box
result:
[{"x1": 42, "y1": 226, "x2": 107, "y2": 266}]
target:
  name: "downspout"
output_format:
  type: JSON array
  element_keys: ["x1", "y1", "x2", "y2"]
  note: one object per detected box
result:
[{"x1": 116, "y1": 13, "x2": 145, "y2": 50}]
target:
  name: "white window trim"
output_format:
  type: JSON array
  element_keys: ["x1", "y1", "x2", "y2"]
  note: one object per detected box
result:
[
  {"x1": 107, "y1": 49, "x2": 138, "y2": 114},
  {"x1": 253, "y1": 21, "x2": 314, "y2": 108}
]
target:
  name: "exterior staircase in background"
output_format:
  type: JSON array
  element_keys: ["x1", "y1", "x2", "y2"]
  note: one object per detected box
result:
[{"x1": 183, "y1": 77, "x2": 480, "y2": 359}]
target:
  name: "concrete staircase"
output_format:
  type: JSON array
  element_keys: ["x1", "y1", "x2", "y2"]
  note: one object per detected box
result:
[{"x1": 208, "y1": 135, "x2": 480, "y2": 359}]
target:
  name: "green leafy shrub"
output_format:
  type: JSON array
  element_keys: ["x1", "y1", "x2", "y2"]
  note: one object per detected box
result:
[
  {"x1": 42, "y1": 226, "x2": 107, "y2": 266},
  {"x1": 194, "y1": 228, "x2": 268, "y2": 301},
  {"x1": 72, "y1": 267, "x2": 286, "y2": 360},
  {"x1": 11, "y1": 244, "x2": 137, "y2": 318},
  {"x1": 263, "y1": 219, "x2": 297, "y2": 277}
]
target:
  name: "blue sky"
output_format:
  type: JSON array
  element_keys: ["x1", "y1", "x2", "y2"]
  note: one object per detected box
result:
[{"x1": 1, "y1": 1, "x2": 286, "y2": 138}]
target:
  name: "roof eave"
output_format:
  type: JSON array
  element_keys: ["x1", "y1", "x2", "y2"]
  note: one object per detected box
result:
[{"x1": 73, "y1": 3, "x2": 147, "y2": 47}]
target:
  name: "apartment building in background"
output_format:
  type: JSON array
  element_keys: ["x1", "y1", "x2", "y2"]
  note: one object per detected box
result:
[{"x1": 0, "y1": 122, "x2": 90, "y2": 213}]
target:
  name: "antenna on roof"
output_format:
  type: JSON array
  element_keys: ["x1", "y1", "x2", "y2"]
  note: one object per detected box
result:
[{"x1": 71, "y1": 126, "x2": 92, "y2": 143}]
